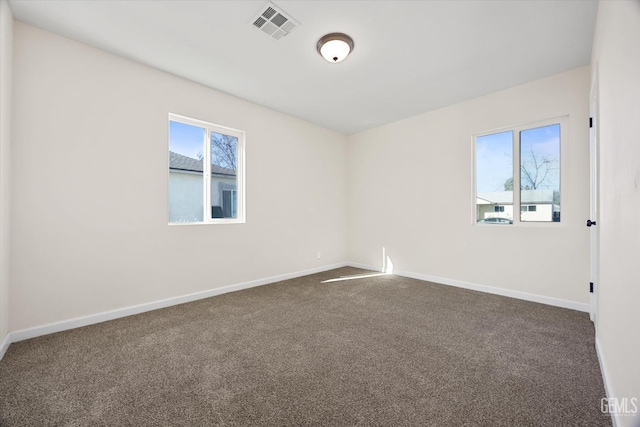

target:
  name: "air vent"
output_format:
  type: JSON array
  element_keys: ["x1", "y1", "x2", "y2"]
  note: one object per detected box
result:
[{"x1": 251, "y1": 2, "x2": 300, "y2": 40}]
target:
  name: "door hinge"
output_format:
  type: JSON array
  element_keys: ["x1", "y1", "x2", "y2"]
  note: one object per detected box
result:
[
  {"x1": 590, "y1": 282, "x2": 594, "y2": 293},
  {"x1": 590, "y1": 117, "x2": 593, "y2": 128}
]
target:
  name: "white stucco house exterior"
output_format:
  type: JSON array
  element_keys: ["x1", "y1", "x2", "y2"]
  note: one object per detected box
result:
[{"x1": 477, "y1": 189, "x2": 560, "y2": 222}]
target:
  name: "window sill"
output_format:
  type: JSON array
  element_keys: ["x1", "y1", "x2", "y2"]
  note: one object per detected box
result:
[{"x1": 168, "y1": 219, "x2": 245, "y2": 226}]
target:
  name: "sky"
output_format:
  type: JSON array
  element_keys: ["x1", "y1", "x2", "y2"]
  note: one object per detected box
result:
[
  {"x1": 169, "y1": 121, "x2": 238, "y2": 167},
  {"x1": 169, "y1": 120, "x2": 205, "y2": 159},
  {"x1": 476, "y1": 124, "x2": 560, "y2": 193},
  {"x1": 476, "y1": 130, "x2": 513, "y2": 193}
]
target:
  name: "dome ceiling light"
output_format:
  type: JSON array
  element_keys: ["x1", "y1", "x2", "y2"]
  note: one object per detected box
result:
[{"x1": 317, "y1": 33, "x2": 354, "y2": 63}]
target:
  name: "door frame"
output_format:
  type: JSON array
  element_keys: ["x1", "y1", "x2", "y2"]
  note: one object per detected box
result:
[{"x1": 589, "y1": 64, "x2": 600, "y2": 323}]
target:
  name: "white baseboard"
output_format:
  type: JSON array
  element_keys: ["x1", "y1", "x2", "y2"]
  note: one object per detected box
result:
[
  {"x1": 7, "y1": 262, "x2": 349, "y2": 347},
  {"x1": 347, "y1": 262, "x2": 590, "y2": 313},
  {"x1": 346, "y1": 261, "x2": 381, "y2": 272},
  {"x1": 0, "y1": 261, "x2": 617, "y2": 426},
  {"x1": 596, "y1": 337, "x2": 619, "y2": 427},
  {"x1": 0, "y1": 332, "x2": 10, "y2": 361},
  {"x1": 1, "y1": 261, "x2": 590, "y2": 362},
  {"x1": 397, "y1": 269, "x2": 590, "y2": 312}
]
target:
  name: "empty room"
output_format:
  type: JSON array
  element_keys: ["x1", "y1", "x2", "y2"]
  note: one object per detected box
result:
[{"x1": 0, "y1": 0, "x2": 638, "y2": 425}]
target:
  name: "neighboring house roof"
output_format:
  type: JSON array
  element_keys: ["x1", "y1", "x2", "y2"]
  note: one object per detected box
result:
[
  {"x1": 477, "y1": 190, "x2": 554, "y2": 204},
  {"x1": 522, "y1": 190, "x2": 555, "y2": 204},
  {"x1": 169, "y1": 151, "x2": 236, "y2": 177}
]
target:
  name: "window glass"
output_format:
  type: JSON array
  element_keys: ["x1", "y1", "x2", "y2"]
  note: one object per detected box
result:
[
  {"x1": 211, "y1": 132, "x2": 238, "y2": 219},
  {"x1": 476, "y1": 131, "x2": 514, "y2": 224},
  {"x1": 168, "y1": 121, "x2": 205, "y2": 223},
  {"x1": 168, "y1": 114, "x2": 244, "y2": 224},
  {"x1": 520, "y1": 124, "x2": 560, "y2": 222}
]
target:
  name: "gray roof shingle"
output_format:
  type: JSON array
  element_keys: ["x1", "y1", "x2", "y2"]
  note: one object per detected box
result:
[{"x1": 169, "y1": 151, "x2": 236, "y2": 177}]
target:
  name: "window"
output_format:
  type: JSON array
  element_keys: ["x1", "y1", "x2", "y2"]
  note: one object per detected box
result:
[
  {"x1": 168, "y1": 114, "x2": 245, "y2": 224},
  {"x1": 475, "y1": 119, "x2": 563, "y2": 224},
  {"x1": 222, "y1": 189, "x2": 237, "y2": 218}
]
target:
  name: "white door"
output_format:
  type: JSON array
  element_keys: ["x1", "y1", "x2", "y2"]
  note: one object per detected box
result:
[{"x1": 589, "y1": 65, "x2": 599, "y2": 323}]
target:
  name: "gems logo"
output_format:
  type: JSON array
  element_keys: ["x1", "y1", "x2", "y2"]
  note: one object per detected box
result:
[{"x1": 601, "y1": 397, "x2": 638, "y2": 416}]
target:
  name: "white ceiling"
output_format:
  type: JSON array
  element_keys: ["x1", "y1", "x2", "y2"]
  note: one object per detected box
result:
[{"x1": 8, "y1": 0, "x2": 598, "y2": 135}]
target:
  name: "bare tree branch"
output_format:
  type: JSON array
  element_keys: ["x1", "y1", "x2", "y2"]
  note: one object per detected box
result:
[
  {"x1": 520, "y1": 146, "x2": 558, "y2": 190},
  {"x1": 211, "y1": 134, "x2": 237, "y2": 171}
]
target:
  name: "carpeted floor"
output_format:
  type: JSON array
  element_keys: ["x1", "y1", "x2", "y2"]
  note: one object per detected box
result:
[{"x1": 0, "y1": 267, "x2": 610, "y2": 426}]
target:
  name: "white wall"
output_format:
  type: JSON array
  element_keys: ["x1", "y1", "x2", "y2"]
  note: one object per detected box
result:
[
  {"x1": 348, "y1": 66, "x2": 590, "y2": 304},
  {"x1": 10, "y1": 22, "x2": 348, "y2": 331},
  {"x1": 591, "y1": 1, "x2": 640, "y2": 425},
  {"x1": 0, "y1": 0, "x2": 12, "y2": 345}
]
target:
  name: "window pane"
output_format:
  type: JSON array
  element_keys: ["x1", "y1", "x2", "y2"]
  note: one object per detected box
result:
[
  {"x1": 169, "y1": 121, "x2": 205, "y2": 223},
  {"x1": 520, "y1": 124, "x2": 560, "y2": 222},
  {"x1": 210, "y1": 132, "x2": 238, "y2": 219},
  {"x1": 476, "y1": 131, "x2": 513, "y2": 224}
]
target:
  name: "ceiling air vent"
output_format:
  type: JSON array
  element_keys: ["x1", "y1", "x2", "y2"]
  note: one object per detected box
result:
[{"x1": 251, "y1": 2, "x2": 300, "y2": 40}]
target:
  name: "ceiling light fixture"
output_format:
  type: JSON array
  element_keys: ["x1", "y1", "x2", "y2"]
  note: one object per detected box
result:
[{"x1": 317, "y1": 33, "x2": 354, "y2": 63}]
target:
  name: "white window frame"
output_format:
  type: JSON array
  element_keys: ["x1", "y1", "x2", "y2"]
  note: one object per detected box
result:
[
  {"x1": 472, "y1": 116, "x2": 567, "y2": 226},
  {"x1": 168, "y1": 113, "x2": 246, "y2": 225}
]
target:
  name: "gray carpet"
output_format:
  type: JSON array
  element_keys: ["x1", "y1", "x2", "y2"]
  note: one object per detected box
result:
[{"x1": 0, "y1": 267, "x2": 610, "y2": 426}]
